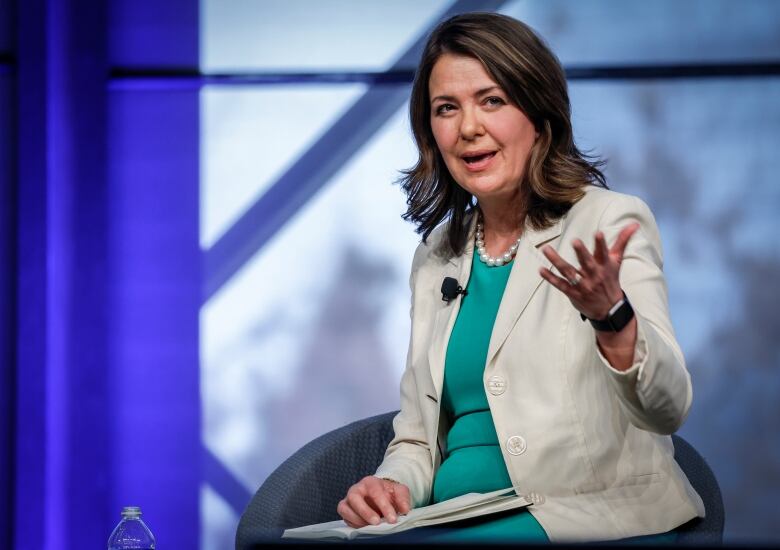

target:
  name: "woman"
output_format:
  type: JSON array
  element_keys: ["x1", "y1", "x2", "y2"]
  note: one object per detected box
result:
[{"x1": 336, "y1": 12, "x2": 704, "y2": 543}]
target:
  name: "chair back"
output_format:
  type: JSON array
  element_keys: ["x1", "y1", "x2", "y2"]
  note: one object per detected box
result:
[
  {"x1": 235, "y1": 412, "x2": 396, "y2": 547},
  {"x1": 671, "y1": 434, "x2": 725, "y2": 544},
  {"x1": 236, "y1": 412, "x2": 724, "y2": 547}
]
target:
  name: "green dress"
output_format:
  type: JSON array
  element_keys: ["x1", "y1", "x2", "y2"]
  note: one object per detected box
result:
[
  {"x1": 429, "y1": 252, "x2": 549, "y2": 543},
  {"x1": 423, "y1": 249, "x2": 677, "y2": 545}
]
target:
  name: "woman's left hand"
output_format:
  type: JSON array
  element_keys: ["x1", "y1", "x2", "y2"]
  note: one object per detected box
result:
[
  {"x1": 538, "y1": 223, "x2": 640, "y2": 372},
  {"x1": 538, "y1": 223, "x2": 639, "y2": 321}
]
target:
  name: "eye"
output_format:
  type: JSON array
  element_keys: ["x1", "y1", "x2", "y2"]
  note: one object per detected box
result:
[
  {"x1": 434, "y1": 103, "x2": 456, "y2": 116},
  {"x1": 485, "y1": 96, "x2": 506, "y2": 107}
]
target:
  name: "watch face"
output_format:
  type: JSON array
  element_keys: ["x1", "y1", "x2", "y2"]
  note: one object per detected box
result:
[
  {"x1": 589, "y1": 293, "x2": 634, "y2": 332},
  {"x1": 607, "y1": 298, "x2": 626, "y2": 317},
  {"x1": 608, "y1": 297, "x2": 634, "y2": 332}
]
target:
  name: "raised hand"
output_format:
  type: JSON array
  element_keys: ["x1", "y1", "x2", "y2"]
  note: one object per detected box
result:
[
  {"x1": 538, "y1": 223, "x2": 640, "y2": 371},
  {"x1": 539, "y1": 223, "x2": 639, "y2": 322},
  {"x1": 337, "y1": 476, "x2": 411, "y2": 528}
]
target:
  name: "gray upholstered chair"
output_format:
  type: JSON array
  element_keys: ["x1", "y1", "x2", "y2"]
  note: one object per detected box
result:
[{"x1": 235, "y1": 411, "x2": 724, "y2": 548}]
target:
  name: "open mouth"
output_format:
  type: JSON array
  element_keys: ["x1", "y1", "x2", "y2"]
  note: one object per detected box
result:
[{"x1": 462, "y1": 151, "x2": 497, "y2": 165}]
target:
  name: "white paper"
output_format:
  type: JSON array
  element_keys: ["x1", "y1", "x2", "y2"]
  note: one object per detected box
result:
[{"x1": 282, "y1": 487, "x2": 533, "y2": 541}]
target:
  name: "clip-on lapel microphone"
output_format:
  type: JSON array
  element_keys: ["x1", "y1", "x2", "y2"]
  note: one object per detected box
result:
[{"x1": 441, "y1": 277, "x2": 467, "y2": 303}]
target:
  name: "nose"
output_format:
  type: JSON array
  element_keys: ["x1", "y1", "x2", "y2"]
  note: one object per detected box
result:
[{"x1": 459, "y1": 105, "x2": 484, "y2": 140}]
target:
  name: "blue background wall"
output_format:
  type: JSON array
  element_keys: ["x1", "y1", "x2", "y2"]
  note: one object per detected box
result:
[
  {"x1": 1, "y1": 1, "x2": 779, "y2": 549},
  {"x1": 0, "y1": 0, "x2": 15, "y2": 545},
  {"x1": 5, "y1": 0, "x2": 201, "y2": 548},
  {"x1": 108, "y1": 3, "x2": 201, "y2": 545}
]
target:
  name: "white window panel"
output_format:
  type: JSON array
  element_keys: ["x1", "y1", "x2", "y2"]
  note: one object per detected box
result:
[
  {"x1": 200, "y1": 84, "x2": 366, "y2": 249},
  {"x1": 201, "y1": 0, "x2": 451, "y2": 72},
  {"x1": 200, "y1": 96, "x2": 420, "y2": 510},
  {"x1": 502, "y1": 0, "x2": 780, "y2": 65},
  {"x1": 200, "y1": 485, "x2": 237, "y2": 550}
]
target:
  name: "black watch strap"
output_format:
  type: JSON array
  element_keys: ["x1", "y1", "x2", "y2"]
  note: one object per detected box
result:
[{"x1": 580, "y1": 292, "x2": 635, "y2": 332}]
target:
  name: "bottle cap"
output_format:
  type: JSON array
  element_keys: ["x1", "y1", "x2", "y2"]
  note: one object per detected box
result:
[{"x1": 121, "y1": 506, "x2": 142, "y2": 518}]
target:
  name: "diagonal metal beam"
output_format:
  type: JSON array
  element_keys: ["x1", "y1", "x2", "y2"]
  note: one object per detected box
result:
[
  {"x1": 202, "y1": 446, "x2": 254, "y2": 517},
  {"x1": 202, "y1": 0, "x2": 509, "y2": 303}
]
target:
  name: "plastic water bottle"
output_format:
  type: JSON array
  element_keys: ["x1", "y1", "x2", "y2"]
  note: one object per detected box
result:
[{"x1": 107, "y1": 506, "x2": 156, "y2": 549}]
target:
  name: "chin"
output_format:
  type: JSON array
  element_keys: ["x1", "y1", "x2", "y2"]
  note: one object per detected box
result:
[{"x1": 460, "y1": 178, "x2": 517, "y2": 201}]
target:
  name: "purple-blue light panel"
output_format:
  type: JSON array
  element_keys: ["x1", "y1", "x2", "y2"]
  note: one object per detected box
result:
[
  {"x1": 109, "y1": 0, "x2": 198, "y2": 68},
  {"x1": 48, "y1": 0, "x2": 112, "y2": 544},
  {"x1": 16, "y1": 0, "x2": 112, "y2": 547},
  {"x1": 107, "y1": 88, "x2": 200, "y2": 549},
  {"x1": 0, "y1": 72, "x2": 15, "y2": 550},
  {"x1": 15, "y1": 1, "x2": 47, "y2": 548},
  {"x1": 107, "y1": 0, "x2": 200, "y2": 545},
  {"x1": 0, "y1": 0, "x2": 12, "y2": 54}
]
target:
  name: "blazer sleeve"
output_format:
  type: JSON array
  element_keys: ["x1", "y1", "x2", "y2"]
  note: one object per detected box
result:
[
  {"x1": 595, "y1": 194, "x2": 693, "y2": 435},
  {"x1": 374, "y1": 244, "x2": 433, "y2": 508}
]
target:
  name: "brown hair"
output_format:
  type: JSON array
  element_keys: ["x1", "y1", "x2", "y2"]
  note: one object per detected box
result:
[{"x1": 400, "y1": 12, "x2": 606, "y2": 258}]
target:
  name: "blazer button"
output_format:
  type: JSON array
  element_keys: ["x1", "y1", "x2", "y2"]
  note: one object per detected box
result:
[
  {"x1": 506, "y1": 435, "x2": 527, "y2": 456},
  {"x1": 486, "y1": 375, "x2": 506, "y2": 396}
]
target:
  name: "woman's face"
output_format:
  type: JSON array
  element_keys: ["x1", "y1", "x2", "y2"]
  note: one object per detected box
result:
[{"x1": 428, "y1": 53, "x2": 537, "y2": 206}]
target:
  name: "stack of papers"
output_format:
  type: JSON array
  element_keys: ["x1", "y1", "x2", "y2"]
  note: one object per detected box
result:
[{"x1": 282, "y1": 487, "x2": 532, "y2": 541}]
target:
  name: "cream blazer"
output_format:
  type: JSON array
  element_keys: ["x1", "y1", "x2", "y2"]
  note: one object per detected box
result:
[{"x1": 375, "y1": 186, "x2": 705, "y2": 542}]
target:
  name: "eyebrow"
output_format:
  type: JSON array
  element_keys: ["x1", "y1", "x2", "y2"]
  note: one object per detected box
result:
[{"x1": 431, "y1": 86, "x2": 501, "y2": 104}]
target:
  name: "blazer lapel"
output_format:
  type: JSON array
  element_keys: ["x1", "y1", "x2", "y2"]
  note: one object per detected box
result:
[
  {"x1": 486, "y1": 218, "x2": 563, "y2": 367},
  {"x1": 426, "y1": 218, "x2": 476, "y2": 400}
]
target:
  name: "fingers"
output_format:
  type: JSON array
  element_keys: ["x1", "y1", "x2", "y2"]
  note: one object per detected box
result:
[
  {"x1": 610, "y1": 223, "x2": 640, "y2": 262},
  {"x1": 337, "y1": 498, "x2": 367, "y2": 528},
  {"x1": 541, "y1": 245, "x2": 582, "y2": 287},
  {"x1": 390, "y1": 482, "x2": 411, "y2": 515},
  {"x1": 337, "y1": 477, "x2": 407, "y2": 528},
  {"x1": 571, "y1": 239, "x2": 597, "y2": 276},
  {"x1": 368, "y1": 484, "x2": 399, "y2": 524},
  {"x1": 346, "y1": 488, "x2": 382, "y2": 526},
  {"x1": 541, "y1": 227, "x2": 636, "y2": 319},
  {"x1": 594, "y1": 232, "x2": 609, "y2": 264},
  {"x1": 539, "y1": 266, "x2": 577, "y2": 298}
]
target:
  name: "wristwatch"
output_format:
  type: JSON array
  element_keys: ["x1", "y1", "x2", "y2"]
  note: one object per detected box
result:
[{"x1": 581, "y1": 292, "x2": 635, "y2": 332}]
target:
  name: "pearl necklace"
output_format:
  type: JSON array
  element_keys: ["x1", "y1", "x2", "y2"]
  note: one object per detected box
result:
[{"x1": 475, "y1": 218, "x2": 522, "y2": 267}]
